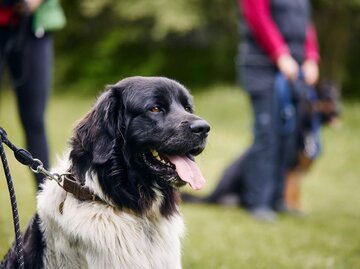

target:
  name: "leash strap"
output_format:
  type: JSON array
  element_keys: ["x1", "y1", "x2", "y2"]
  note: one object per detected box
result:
[
  {"x1": 0, "y1": 129, "x2": 25, "y2": 269},
  {"x1": 0, "y1": 125, "x2": 102, "y2": 198}
]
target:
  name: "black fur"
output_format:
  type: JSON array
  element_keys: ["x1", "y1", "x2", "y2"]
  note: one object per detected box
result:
[
  {"x1": 69, "y1": 76, "x2": 209, "y2": 216},
  {"x1": 1, "y1": 76, "x2": 210, "y2": 268},
  {"x1": 1, "y1": 215, "x2": 45, "y2": 269}
]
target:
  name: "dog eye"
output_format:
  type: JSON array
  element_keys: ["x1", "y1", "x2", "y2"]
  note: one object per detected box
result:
[
  {"x1": 150, "y1": 106, "x2": 162, "y2": 113},
  {"x1": 185, "y1": 106, "x2": 193, "y2": 113}
]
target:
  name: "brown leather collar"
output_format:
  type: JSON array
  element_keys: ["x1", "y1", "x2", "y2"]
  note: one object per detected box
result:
[
  {"x1": 59, "y1": 174, "x2": 138, "y2": 217},
  {"x1": 61, "y1": 174, "x2": 102, "y2": 202},
  {"x1": 58, "y1": 173, "x2": 139, "y2": 216}
]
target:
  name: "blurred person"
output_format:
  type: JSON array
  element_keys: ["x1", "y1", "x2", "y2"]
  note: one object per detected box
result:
[
  {"x1": 233, "y1": 0, "x2": 320, "y2": 221},
  {"x1": 0, "y1": 0, "x2": 53, "y2": 190}
]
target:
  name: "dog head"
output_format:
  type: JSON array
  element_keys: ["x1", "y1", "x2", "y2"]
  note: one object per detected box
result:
[
  {"x1": 69, "y1": 76, "x2": 210, "y2": 215},
  {"x1": 316, "y1": 80, "x2": 341, "y2": 125}
]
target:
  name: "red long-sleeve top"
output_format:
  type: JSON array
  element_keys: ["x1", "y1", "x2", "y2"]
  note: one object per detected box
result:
[
  {"x1": 0, "y1": 5, "x2": 20, "y2": 26},
  {"x1": 239, "y1": 0, "x2": 320, "y2": 63}
]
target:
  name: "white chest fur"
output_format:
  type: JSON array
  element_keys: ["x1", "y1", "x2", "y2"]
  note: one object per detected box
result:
[{"x1": 37, "y1": 179, "x2": 185, "y2": 269}]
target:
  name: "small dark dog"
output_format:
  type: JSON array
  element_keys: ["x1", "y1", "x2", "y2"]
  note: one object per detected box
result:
[
  {"x1": 1, "y1": 76, "x2": 210, "y2": 269},
  {"x1": 182, "y1": 80, "x2": 339, "y2": 213},
  {"x1": 284, "y1": 80, "x2": 340, "y2": 212}
]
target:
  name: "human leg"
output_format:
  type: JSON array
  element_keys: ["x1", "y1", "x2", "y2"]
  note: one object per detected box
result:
[
  {"x1": 9, "y1": 31, "x2": 52, "y2": 188},
  {"x1": 244, "y1": 93, "x2": 279, "y2": 206},
  {"x1": 239, "y1": 65, "x2": 282, "y2": 220}
]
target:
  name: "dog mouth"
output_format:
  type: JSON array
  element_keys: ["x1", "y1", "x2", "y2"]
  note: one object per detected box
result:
[{"x1": 141, "y1": 149, "x2": 205, "y2": 190}]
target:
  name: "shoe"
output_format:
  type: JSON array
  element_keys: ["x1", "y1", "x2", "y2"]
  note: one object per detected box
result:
[{"x1": 249, "y1": 208, "x2": 277, "y2": 222}]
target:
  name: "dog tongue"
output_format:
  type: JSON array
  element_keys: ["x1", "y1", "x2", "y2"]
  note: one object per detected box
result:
[{"x1": 167, "y1": 155, "x2": 205, "y2": 190}]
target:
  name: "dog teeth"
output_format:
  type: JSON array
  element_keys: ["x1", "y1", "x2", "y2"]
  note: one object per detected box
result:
[
  {"x1": 151, "y1": 149, "x2": 159, "y2": 157},
  {"x1": 150, "y1": 149, "x2": 172, "y2": 166},
  {"x1": 150, "y1": 149, "x2": 162, "y2": 161}
]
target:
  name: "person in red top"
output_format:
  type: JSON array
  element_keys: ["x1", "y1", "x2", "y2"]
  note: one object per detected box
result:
[
  {"x1": 0, "y1": 0, "x2": 52, "y2": 190},
  {"x1": 235, "y1": 0, "x2": 320, "y2": 221},
  {"x1": 240, "y1": 0, "x2": 319, "y2": 84}
]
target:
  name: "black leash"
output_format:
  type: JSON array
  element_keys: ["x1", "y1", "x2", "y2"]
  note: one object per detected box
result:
[
  {"x1": 0, "y1": 128, "x2": 26, "y2": 269},
  {"x1": 0, "y1": 126, "x2": 54, "y2": 269},
  {"x1": 0, "y1": 127, "x2": 106, "y2": 266},
  {"x1": 0, "y1": 126, "x2": 110, "y2": 267}
]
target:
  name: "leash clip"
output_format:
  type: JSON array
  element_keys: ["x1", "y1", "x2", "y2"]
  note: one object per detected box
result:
[{"x1": 30, "y1": 159, "x2": 63, "y2": 186}]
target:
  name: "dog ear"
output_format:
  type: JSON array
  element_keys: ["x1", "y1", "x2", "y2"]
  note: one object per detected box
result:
[{"x1": 72, "y1": 86, "x2": 124, "y2": 165}]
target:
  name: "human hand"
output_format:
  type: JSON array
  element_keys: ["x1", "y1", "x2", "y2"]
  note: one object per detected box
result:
[
  {"x1": 302, "y1": 59, "x2": 319, "y2": 86},
  {"x1": 24, "y1": 0, "x2": 43, "y2": 13},
  {"x1": 276, "y1": 54, "x2": 299, "y2": 81}
]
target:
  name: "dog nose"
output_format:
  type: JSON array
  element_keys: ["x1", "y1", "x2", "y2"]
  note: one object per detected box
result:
[{"x1": 190, "y1": 120, "x2": 210, "y2": 136}]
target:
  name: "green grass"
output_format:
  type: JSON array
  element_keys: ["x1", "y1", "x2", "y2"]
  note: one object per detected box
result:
[{"x1": 1, "y1": 85, "x2": 360, "y2": 268}]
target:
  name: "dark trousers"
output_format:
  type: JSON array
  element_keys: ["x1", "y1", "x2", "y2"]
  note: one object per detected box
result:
[
  {"x1": 0, "y1": 26, "x2": 52, "y2": 189},
  {"x1": 240, "y1": 66, "x2": 291, "y2": 210}
]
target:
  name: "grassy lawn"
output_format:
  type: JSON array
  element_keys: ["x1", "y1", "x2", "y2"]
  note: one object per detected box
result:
[{"x1": 1, "y1": 84, "x2": 360, "y2": 268}]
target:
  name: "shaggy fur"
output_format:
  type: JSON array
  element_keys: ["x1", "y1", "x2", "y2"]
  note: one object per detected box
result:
[{"x1": 1, "y1": 76, "x2": 210, "y2": 269}]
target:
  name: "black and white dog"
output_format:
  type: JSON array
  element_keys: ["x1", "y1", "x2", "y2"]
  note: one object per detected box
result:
[{"x1": 1, "y1": 77, "x2": 210, "y2": 269}]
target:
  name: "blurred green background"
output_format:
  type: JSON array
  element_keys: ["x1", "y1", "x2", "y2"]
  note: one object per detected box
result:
[
  {"x1": 53, "y1": 0, "x2": 360, "y2": 97},
  {"x1": 1, "y1": 0, "x2": 360, "y2": 268}
]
